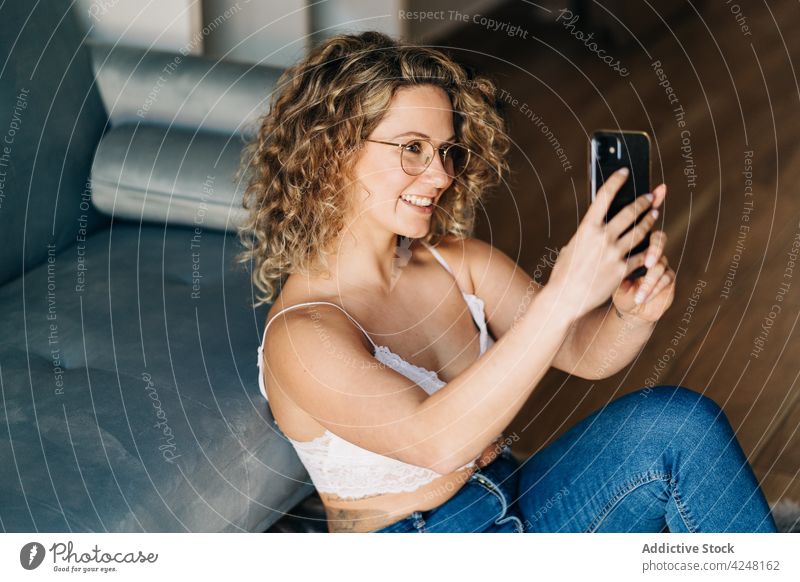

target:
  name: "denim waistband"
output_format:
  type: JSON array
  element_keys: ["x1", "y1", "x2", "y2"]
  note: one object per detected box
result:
[{"x1": 372, "y1": 444, "x2": 525, "y2": 533}]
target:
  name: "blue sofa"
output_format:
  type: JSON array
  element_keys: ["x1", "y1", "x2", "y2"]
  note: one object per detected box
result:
[{"x1": 0, "y1": 0, "x2": 319, "y2": 532}]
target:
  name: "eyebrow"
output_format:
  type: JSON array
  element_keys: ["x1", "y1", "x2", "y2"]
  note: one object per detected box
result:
[{"x1": 393, "y1": 131, "x2": 457, "y2": 142}]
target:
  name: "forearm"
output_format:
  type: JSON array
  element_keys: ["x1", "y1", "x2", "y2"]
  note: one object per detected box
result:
[
  {"x1": 566, "y1": 301, "x2": 656, "y2": 380},
  {"x1": 416, "y1": 284, "x2": 574, "y2": 474}
]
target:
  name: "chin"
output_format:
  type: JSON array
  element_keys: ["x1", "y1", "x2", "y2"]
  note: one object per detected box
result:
[{"x1": 399, "y1": 223, "x2": 430, "y2": 240}]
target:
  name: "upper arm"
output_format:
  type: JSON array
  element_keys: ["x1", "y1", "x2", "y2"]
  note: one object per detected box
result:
[
  {"x1": 263, "y1": 306, "x2": 441, "y2": 470},
  {"x1": 462, "y1": 236, "x2": 582, "y2": 377}
]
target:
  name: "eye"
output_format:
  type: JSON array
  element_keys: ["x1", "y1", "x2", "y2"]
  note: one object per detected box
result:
[{"x1": 403, "y1": 140, "x2": 424, "y2": 154}]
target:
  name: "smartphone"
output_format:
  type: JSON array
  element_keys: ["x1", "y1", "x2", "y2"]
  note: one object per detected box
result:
[{"x1": 590, "y1": 130, "x2": 652, "y2": 280}]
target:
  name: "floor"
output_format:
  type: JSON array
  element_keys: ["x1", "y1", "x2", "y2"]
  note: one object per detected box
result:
[
  {"x1": 268, "y1": 1, "x2": 800, "y2": 532},
  {"x1": 438, "y1": 0, "x2": 800, "y2": 508}
]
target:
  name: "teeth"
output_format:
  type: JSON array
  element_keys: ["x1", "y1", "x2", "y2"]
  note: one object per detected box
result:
[{"x1": 401, "y1": 194, "x2": 433, "y2": 207}]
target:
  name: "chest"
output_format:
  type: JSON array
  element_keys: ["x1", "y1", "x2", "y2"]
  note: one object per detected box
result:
[
  {"x1": 266, "y1": 258, "x2": 488, "y2": 441},
  {"x1": 276, "y1": 243, "x2": 487, "y2": 384},
  {"x1": 356, "y1": 286, "x2": 485, "y2": 384}
]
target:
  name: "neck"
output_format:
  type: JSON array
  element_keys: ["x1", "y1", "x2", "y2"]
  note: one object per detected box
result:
[{"x1": 325, "y1": 228, "x2": 415, "y2": 298}]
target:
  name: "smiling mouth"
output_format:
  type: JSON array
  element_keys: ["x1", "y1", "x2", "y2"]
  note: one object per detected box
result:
[
  {"x1": 400, "y1": 197, "x2": 434, "y2": 215},
  {"x1": 400, "y1": 194, "x2": 435, "y2": 207}
]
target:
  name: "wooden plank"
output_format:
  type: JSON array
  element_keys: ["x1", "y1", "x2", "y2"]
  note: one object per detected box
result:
[{"x1": 439, "y1": 0, "x2": 800, "y2": 502}]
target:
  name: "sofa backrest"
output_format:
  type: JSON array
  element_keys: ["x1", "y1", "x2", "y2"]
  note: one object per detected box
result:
[
  {"x1": 87, "y1": 42, "x2": 282, "y2": 140},
  {"x1": 84, "y1": 41, "x2": 284, "y2": 234},
  {"x1": 0, "y1": 0, "x2": 110, "y2": 287}
]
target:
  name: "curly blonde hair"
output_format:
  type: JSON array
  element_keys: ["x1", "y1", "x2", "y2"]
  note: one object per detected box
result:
[{"x1": 234, "y1": 31, "x2": 510, "y2": 307}]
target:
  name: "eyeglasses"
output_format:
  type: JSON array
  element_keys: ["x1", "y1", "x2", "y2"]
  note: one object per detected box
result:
[{"x1": 365, "y1": 138, "x2": 471, "y2": 178}]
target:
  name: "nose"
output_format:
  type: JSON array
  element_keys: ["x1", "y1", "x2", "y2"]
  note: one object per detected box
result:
[{"x1": 418, "y1": 151, "x2": 452, "y2": 189}]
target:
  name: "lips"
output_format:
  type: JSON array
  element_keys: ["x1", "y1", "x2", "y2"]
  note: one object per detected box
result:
[{"x1": 400, "y1": 197, "x2": 434, "y2": 214}]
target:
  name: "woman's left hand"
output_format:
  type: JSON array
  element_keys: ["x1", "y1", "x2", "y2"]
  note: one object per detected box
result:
[{"x1": 612, "y1": 184, "x2": 676, "y2": 323}]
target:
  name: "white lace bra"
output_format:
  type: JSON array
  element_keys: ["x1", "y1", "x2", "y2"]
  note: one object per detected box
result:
[{"x1": 256, "y1": 240, "x2": 498, "y2": 500}]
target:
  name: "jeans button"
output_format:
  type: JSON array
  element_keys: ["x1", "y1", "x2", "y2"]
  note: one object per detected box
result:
[{"x1": 411, "y1": 511, "x2": 426, "y2": 532}]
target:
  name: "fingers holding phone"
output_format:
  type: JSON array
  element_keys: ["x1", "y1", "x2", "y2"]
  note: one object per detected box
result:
[
  {"x1": 585, "y1": 166, "x2": 634, "y2": 227},
  {"x1": 650, "y1": 182, "x2": 667, "y2": 209},
  {"x1": 614, "y1": 198, "x2": 660, "y2": 259},
  {"x1": 606, "y1": 174, "x2": 675, "y2": 321},
  {"x1": 606, "y1": 190, "x2": 654, "y2": 238},
  {"x1": 613, "y1": 252, "x2": 677, "y2": 322},
  {"x1": 590, "y1": 130, "x2": 652, "y2": 280},
  {"x1": 547, "y1": 130, "x2": 671, "y2": 322},
  {"x1": 549, "y1": 167, "x2": 649, "y2": 321}
]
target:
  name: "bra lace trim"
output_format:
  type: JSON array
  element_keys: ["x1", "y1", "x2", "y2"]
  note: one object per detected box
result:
[
  {"x1": 372, "y1": 344, "x2": 446, "y2": 395},
  {"x1": 286, "y1": 430, "x2": 477, "y2": 500},
  {"x1": 256, "y1": 241, "x2": 495, "y2": 499}
]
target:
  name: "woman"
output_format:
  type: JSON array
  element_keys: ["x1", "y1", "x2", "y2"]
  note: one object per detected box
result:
[{"x1": 237, "y1": 31, "x2": 776, "y2": 533}]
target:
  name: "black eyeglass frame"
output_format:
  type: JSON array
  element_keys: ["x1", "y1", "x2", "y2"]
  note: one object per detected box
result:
[{"x1": 364, "y1": 138, "x2": 472, "y2": 177}]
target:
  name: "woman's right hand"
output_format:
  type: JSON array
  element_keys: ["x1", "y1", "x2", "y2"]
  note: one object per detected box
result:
[{"x1": 547, "y1": 168, "x2": 660, "y2": 321}]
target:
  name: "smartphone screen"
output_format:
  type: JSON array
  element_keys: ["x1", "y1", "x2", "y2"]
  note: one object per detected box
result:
[{"x1": 590, "y1": 130, "x2": 651, "y2": 280}]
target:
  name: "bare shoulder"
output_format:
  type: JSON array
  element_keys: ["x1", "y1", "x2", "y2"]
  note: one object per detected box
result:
[
  {"x1": 263, "y1": 300, "x2": 373, "y2": 365},
  {"x1": 436, "y1": 236, "x2": 540, "y2": 344},
  {"x1": 430, "y1": 235, "x2": 512, "y2": 296},
  {"x1": 424, "y1": 234, "x2": 480, "y2": 294},
  {"x1": 261, "y1": 300, "x2": 378, "y2": 436},
  {"x1": 260, "y1": 294, "x2": 433, "y2": 464}
]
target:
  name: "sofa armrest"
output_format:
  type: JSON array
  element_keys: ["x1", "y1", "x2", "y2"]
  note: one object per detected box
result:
[{"x1": 86, "y1": 40, "x2": 284, "y2": 138}]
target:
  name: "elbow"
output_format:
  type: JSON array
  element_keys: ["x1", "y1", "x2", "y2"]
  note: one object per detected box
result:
[
  {"x1": 396, "y1": 430, "x2": 454, "y2": 474},
  {"x1": 421, "y1": 444, "x2": 459, "y2": 476},
  {"x1": 578, "y1": 371, "x2": 604, "y2": 381},
  {"x1": 426, "y1": 459, "x2": 455, "y2": 476},
  {"x1": 408, "y1": 413, "x2": 461, "y2": 474},
  {"x1": 556, "y1": 367, "x2": 602, "y2": 381},
  {"x1": 424, "y1": 443, "x2": 474, "y2": 475},
  {"x1": 580, "y1": 367, "x2": 621, "y2": 381},
  {"x1": 409, "y1": 412, "x2": 477, "y2": 475}
]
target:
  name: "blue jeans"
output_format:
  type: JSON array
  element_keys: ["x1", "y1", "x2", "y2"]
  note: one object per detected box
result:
[{"x1": 373, "y1": 386, "x2": 777, "y2": 533}]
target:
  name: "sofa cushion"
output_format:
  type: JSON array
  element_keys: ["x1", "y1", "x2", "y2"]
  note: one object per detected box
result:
[
  {"x1": 91, "y1": 124, "x2": 247, "y2": 233},
  {"x1": 0, "y1": 222, "x2": 313, "y2": 531},
  {"x1": 0, "y1": 0, "x2": 110, "y2": 287}
]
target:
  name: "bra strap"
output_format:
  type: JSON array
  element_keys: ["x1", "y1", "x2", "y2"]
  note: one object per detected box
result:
[
  {"x1": 421, "y1": 240, "x2": 487, "y2": 334},
  {"x1": 420, "y1": 240, "x2": 455, "y2": 276},
  {"x1": 261, "y1": 301, "x2": 379, "y2": 350}
]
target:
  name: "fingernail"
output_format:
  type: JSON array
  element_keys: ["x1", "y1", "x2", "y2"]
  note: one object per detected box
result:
[
  {"x1": 645, "y1": 253, "x2": 656, "y2": 268},
  {"x1": 619, "y1": 167, "x2": 629, "y2": 176},
  {"x1": 650, "y1": 209, "x2": 659, "y2": 218},
  {"x1": 644, "y1": 193, "x2": 654, "y2": 202},
  {"x1": 635, "y1": 291, "x2": 646, "y2": 304}
]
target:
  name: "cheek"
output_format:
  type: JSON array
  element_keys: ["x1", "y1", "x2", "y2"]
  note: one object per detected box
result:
[
  {"x1": 385, "y1": 171, "x2": 415, "y2": 196},
  {"x1": 356, "y1": 157, "x2": 414, "y2": 196}
]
